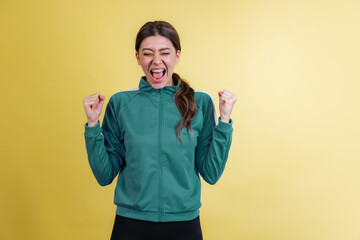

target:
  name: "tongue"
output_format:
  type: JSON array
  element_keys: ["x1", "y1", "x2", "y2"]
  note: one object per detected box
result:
[{"x1": 152, "y1": 71, "x2": 163, "y2": 79}]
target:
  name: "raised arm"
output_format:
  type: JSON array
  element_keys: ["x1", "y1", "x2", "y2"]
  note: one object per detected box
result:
[
  {"x1": 195, "y1": 90, "x2": 237, "y2": 185},
  {"x1": 83, "y1": 94, "x2": 125, "y2": 186}
]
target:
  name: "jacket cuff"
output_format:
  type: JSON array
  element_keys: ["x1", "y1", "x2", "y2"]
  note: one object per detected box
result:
[
  {"x1": 84, "y1": 121, "x2": 101, "y2": 137},
  {"x1": 217, "y1": 117, "x2": 233, "y2": 131}
]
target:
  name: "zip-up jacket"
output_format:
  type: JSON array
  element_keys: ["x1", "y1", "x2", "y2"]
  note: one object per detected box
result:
[{"x1": 84, "y1": 77, "x2": 233, "y2": 222}]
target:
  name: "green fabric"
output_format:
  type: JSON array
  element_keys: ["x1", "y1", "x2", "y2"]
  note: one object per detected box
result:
[{"x1": 84, "y1": 76, "x2": 233, "y2": 222}]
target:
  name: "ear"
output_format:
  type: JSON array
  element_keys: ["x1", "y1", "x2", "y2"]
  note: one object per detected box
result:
[
  {"x1": 175, "y1": 50, "x2": 181, "y2": 63},
  {"x1": 135, "y1": 52, "x2": 141, "y2": 65}
]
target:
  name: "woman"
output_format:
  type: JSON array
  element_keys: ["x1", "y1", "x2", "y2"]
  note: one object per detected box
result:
[{"x1": 83, "y1": 21, "x2": 237, "y2": 240}]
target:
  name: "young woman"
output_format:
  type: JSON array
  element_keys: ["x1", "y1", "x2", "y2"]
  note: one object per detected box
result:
[{"x1": 83, "y1": 21, "x2": 237, "y2": 240}]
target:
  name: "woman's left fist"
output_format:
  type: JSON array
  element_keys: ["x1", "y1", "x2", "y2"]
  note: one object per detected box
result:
[{"x1": 218, "y1": 89, "x2": 237, "y2": 123}]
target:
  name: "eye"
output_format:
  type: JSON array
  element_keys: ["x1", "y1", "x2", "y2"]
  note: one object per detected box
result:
[
  {"x1": 143, "y1": 52, "x2": 152, "y2": 56},
  {"x1": 161, "y1": 52, "x2": 170, "y2": 55}
]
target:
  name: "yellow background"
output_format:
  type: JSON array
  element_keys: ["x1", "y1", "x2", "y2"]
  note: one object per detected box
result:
[{"x1": 1, "y1": 0, "x2": 360, "y2": 239}]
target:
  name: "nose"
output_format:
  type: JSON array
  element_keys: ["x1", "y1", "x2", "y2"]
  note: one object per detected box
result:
[{"x1": 153, "y1": 53, "x2": 162, "y2": 65}]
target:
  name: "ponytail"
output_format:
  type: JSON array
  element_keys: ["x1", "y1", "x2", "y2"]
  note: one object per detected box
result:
[{"x1": 173, "y1": 73, "x2": 197, "y2": 142}]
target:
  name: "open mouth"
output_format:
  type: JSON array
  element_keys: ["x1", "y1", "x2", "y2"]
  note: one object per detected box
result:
[{"x1": 150, "y1": 69, "x2": 166, "y2": 81}]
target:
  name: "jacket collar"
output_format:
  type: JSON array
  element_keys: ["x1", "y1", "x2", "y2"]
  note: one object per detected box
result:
[{"x1": 139, "y1": 76, "x2": 179, "y2": 94}]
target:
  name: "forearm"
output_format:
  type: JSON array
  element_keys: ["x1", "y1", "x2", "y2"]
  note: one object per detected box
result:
[
  {"x1": 197, "y1": 119, "x2": 233, "y2": 185},
  {"x1": 84, "y1": 122, "x2": 118, "y2": 186}
]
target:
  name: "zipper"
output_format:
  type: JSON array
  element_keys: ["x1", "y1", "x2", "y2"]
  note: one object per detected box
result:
[{"x1": 158, "y1": 91, "x2": 163, "y2": 222}]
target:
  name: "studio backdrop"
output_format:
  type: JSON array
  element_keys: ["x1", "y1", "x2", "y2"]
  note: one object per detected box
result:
[{"x1": 1, "y1": 0, "x2": 360, "y2": 239}]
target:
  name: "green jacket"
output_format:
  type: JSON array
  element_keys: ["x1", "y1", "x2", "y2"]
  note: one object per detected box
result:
[{"x1": 84, "y1": 77, "x2": 233, "y2": 222}]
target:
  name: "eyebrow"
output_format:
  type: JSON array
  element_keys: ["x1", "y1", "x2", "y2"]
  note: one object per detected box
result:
[{"x1": 141, "y1": 48, "x2": 171, "y2": 51}]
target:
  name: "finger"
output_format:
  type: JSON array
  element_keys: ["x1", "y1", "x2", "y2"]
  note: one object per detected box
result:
[
  {"x1": 85, "y1": 99, "x2": 101, "y2": 109},
  {"x1": 219, "y1": 96, "x2": 237, "y2": 105},
  {"x1": 219, "y1": 90, "x2": 234, "y2": 99},
  {"x1": 84, "y1": 96, "x2": 100, "y2": 104},
  {"x1": 220, "y1": 98, "x2": 237, "y2": 105},
  {"x1": 84, "y1": 97, "x2": 99, "y2": 104},
  {"x1": 222, "y1": 89, "x2": 235, "y2": 95},
  {"x1": 219, "y1": 94, "x2": 232, "y2": 101},
  {"x1": 84, "y1": 98, "x2": 99, "y2": 105},
  {"x1": 83, "y1": 99, "x2": 98, "y2": 107},
  {"x1": 220, "y1": 92, "x2": 237, "y2": 101},
  {"x1": 220, "y1": 91, "x2": 235, "y2": 98},
  {"x1": 84, "y1": 92, "x2": 103, "y2": 101},
  {"x1": 222, "y1": 94, "x2": 237, "y2": 101},
  {"x1": 84, "y1": 93, "x2": 100, "y2": 101}
]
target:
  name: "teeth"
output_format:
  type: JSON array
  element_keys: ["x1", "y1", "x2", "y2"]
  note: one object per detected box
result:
[{"x1": 152, "y1": 69, "x2": 164, "y2": 73}]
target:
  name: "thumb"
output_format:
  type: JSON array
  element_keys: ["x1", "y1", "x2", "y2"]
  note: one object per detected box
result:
[
  {"x1": 99, "y1": 94, "x2": 105, "y2": 101},
  {"x1": 98, "y1": 94, "x2": 105, "y2": 104}
]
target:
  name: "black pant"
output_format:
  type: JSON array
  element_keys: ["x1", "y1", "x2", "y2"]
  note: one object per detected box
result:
[{"x1": 110, "y1": 215, "x2": 203, "y2": 240}]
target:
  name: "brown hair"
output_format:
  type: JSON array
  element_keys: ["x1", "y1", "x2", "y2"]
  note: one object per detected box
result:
[{"x1": 135, "y1": 21, "x2": 196, "y2": 141}]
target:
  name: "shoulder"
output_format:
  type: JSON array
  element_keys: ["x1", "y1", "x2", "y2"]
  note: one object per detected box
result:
[
  {"x1": 194, "y1": 90, "x2": 218, "y2": 125},
  {"x1": 194, "y1": 90, "x2": 215, "y2": 109},
  {"x1": 108, "y1": 88, "x2": 140, "y2": 109}
]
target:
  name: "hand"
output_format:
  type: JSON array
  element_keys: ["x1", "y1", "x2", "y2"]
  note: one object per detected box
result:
[
  {"x1": 83, "y1": 92, "x2": 106, "y2": 126},
  {"x1": 218, "y1": 89, "x2": 237, "y2": 123}
]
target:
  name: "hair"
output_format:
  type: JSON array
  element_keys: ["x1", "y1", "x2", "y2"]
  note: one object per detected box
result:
[{"x1": 135, "y1": 21, "x2": 196, "y2": 142}]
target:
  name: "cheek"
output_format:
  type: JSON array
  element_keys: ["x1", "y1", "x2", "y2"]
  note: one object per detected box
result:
[
  {"x1": 141, "y1": 59, "x2": 151, "y2": 68},
  {"x1": 164, "y1": 57, "x2": 177, "y2": 67}
]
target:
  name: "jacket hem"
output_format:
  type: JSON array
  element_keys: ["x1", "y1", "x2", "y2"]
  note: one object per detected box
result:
[{"x1": 115, "y1": 205, "x2": 200, "y2": 222}]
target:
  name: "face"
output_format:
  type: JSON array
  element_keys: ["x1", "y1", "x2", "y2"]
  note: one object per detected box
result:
[{"x1": 136, "y1": 35, "x2": 180, "y2": 89}]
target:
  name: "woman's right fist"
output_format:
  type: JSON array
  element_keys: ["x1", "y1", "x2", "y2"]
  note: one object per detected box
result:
[{"x1": 83, "y1": 92, "x2": 106, "y2": 126}]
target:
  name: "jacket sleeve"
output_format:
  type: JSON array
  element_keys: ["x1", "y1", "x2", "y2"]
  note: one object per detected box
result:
[
  {"x1": 195, "y1": 95, "x2": 233, "y2": 185},
  {"x1": 84, "y1": 96, "x2": 125, "y2": 186}
]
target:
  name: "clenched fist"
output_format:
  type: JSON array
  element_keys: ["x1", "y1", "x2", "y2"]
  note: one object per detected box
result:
[
  {"x1": 218, "y1": 89, "x2": 237, "y2": 123},
  {"x1": 83, "y1": 92, "x2": 106, "y2": 127}
]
